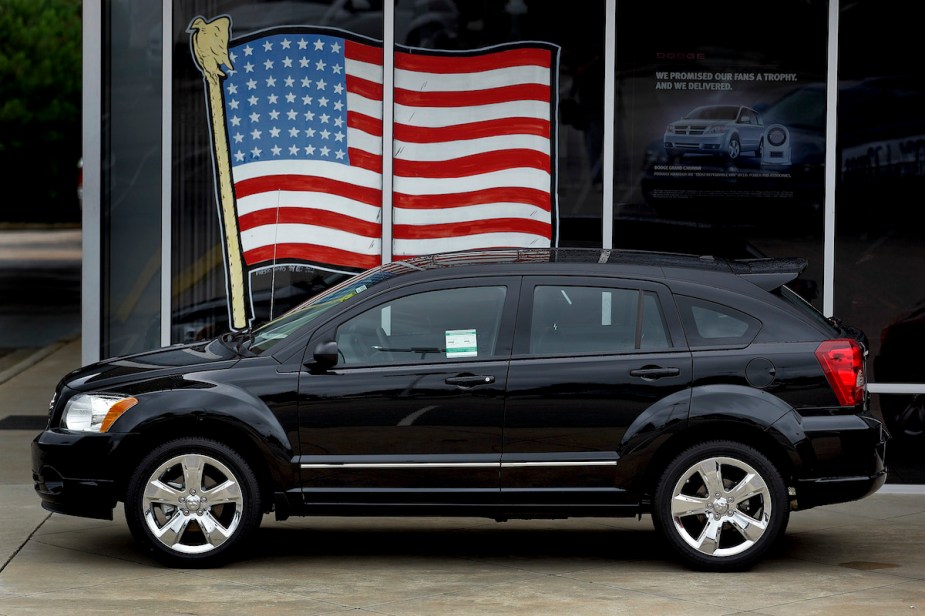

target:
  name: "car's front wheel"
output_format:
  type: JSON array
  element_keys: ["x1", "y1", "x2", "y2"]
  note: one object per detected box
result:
[
  {"x1": 125, "y1": 438, "x2": 262, "y2": 568},
  {"x1": 726, "y1": 135, "x2": 741, "y2": 159},
  {"x1": 652, "y1": 441, "x2": 788, "y2": 571}
]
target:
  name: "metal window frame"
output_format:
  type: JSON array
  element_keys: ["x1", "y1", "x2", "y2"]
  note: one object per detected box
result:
[
  {"x1": 823, "y1": 0, "x2": 839, "y2": 318},
  {"x1": 381, "y1": 0, "x2": 395, "y2": 264},
  {"x1": 82, "y1": 0, "x2": 102, "y2": 365},
  {"x1": 161, "y1": 1, "x2": 173, "y2": 348},
  {"x1": 603, "y1": 0, "x2": 616, "y2": 248}
]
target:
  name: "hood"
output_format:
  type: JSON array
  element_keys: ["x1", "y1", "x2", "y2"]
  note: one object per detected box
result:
[{"x1": 63, "y1": 338, "x2": 241, "y2": 392}]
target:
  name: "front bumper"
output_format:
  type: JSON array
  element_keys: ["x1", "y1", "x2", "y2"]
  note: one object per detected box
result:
[
  {"x1": 791, "y1": 413, "x2": 889, "y2": 510},
  {"x1": 663, "y1": 133, "x2": 726, "y2": 154},
  {"x1": 31, "y1": 429, "x2": 136, "y2": 520}
]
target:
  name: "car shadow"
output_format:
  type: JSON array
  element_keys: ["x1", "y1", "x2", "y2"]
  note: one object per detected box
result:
[{"x1": 244, "y1": 519, "x2": 670, "y2": 563}]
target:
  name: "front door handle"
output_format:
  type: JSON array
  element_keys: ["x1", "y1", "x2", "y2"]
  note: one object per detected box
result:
[
  {"x1": 445, "y1": 375, "x2": 495, "y2": 387},
  {"x1": 629, "y1": 366, "x2": 681, "y2": 380}
]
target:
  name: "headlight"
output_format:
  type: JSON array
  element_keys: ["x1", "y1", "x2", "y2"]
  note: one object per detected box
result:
[
  {"x1": 61, "y1": 394, "x2": 138, "y2": 432},
  {"x1": 706, "y1": 126, "x2": 727, "y2": 134}
]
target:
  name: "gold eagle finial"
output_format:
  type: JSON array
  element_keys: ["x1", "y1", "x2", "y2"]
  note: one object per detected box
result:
[{"x1": 189, "y1": 16, "x2": 233, "y2": 80}]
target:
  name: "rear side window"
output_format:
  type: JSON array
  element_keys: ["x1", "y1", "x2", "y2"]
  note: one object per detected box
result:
[
  {"x1": 529, "y1": 285, "x2": 671, "y2": 355},
  {"x1": 676, "y1": 296, "x2": 760, "y2": 347}
]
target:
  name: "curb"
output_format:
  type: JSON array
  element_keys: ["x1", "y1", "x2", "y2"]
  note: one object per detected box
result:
[
  {"x1": 879, "y1": 484, "x2": 925, "y2": 495},
  {"x1": 0, "y1": 339, "x2": 72, "y2": 386}
]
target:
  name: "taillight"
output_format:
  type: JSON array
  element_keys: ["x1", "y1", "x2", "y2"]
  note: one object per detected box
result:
[{"x1": 815, "y1": 339, "x2": 865, "y2": 407}]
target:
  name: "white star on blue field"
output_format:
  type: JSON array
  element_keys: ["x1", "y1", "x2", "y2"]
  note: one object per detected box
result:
[{"x1": 222, "y1": 34, "x2": 351, "y2": 167}]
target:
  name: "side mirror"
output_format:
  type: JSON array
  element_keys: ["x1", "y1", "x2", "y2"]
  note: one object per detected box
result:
[{"x1": 312, "y1": 340, "x2": 339, "y2": 367}]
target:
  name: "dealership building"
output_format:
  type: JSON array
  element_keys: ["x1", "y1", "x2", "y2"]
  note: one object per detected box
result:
[{"x1": 83, "y1": 0, "x2": 924, "y2": 483}]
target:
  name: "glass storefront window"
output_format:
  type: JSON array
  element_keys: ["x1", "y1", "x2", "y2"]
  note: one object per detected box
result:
[
  {"x1": 612, "y1": 1, "x2": 828, "y2": 309},
  {"x1": 835, "y1": 0, "x2": 925, "y2": 482},
  {"x1": 101, "y1": 2, "x2": 162, "y2": 357}
]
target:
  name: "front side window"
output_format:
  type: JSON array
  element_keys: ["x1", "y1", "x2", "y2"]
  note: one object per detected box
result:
[
  {"x1": 336, "y1": 286, "x2": 507, "y2": 366},
  {"x1": 529, "y1": 285, "x2": 670, "y2": 355}
]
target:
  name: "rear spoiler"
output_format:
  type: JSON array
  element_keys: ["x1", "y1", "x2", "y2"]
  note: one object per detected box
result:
[{"x1": 728, "y1": 257, "x2": 808, "y2": 291}]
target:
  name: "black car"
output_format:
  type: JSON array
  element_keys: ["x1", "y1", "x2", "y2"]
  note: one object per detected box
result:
[{"x1": 32, "y1": 248, "x2": 887, "y2": 571}]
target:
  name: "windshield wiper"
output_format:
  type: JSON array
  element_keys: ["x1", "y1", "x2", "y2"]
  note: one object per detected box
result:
[
  {"x1": 219, "y1": 330, "x2": 255, "y2": 356},
  {"x1": 235, "y1": 329, "x2": 255, "y2": 355}
]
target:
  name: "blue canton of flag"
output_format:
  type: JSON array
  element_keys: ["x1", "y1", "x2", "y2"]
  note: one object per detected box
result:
[{"x1": 223, "y1": 34, "x2": 351, "y2": 166}]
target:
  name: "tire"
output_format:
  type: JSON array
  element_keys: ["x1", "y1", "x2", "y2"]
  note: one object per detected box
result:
[
  {"x1": 125, "y1": 438, "x2": 262, "y2": 568},
  {"x1": 651, "y1": 441, "x2": 789, "y2": 572},
  {"x1": 726, "y1": 136, "x2": 741, "y2": 160},
  {"x1": 883, "y1": 394, "x2": 925, "y2": 441}
]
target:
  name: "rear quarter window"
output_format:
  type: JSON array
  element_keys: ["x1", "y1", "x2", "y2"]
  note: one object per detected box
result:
[{"x1": 675, "y1": 295, "x2": 761, "y2": 348}]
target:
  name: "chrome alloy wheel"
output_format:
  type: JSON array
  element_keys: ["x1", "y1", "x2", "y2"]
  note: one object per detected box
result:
[
  {"x1": 141, "y1": 453, "x2": 244, "y2": 555},
  {"x1": 727, "y1": 136, "x2": 741, "y2": 159},
  {"x1": 669, "y1": 456, "x2": 771, "y2": 558}
]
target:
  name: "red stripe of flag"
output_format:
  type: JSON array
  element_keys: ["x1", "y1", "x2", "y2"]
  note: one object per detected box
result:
[
  {"x1": 347, "y1": 112, "x2": 383, "y2": 136},
  {"x1": 344, "y1": 39, "x2": 382, "y2": 65},
  {"x1": 238, "y1": 207, "x2": 381, "y2": 238},
  {"x1": 393, "y1": 217, "x2": 552, "y2": 240},
  {"x1": 393, "y1": 187, "x2": 551, "y2": 211},
  {"x1": 244, "y1": 243, "x2": 380, "y2": 269},
  {"x1": 234, "y1": 175, "x2": 382, "y2": 206},
  {"x1": 395, "y1": 83, "x2": 550, "y2": 107},
  {"x1": 392, "y1": 149, "x2": 550, "y2": 178},
  {"x1": 347, "y1": 147, "x2": 383, "y2": 173},
  {"x1": 346, "y1": 74, "x2": 383, "y2": 101},
  {"x1": 395, "y1": 47, "x2": 551, "y2": 73},
  {"x1": 393, "y1": 117, "x2": 549, "y2": 143}
]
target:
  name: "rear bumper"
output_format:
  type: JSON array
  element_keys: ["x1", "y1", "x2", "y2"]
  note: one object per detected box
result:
[{"x1": 791, "y1": 413, "x2": 889, "y2": 509}]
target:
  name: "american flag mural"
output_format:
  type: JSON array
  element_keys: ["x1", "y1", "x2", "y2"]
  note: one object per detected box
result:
[
  {"x1": 190, "y1": 17, "x2": 558, "y2": 328},
  {"x1": 212, "y1": 25, "x2": 558, "y2": 273}
]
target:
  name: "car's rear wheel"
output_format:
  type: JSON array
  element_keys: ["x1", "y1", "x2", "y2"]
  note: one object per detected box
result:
[
  {"x1": 652, "y1": 441, "x2": 788, "y2": 571},
  {"x1": 125, "y1": 438, "x2": 262, "y2": 568}
]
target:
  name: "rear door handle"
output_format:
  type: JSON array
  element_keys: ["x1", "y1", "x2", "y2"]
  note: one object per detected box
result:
[
  {"x1": 629, "y1": 366, "x2": 681, "y2": 380},
  {"x1": 445, "y1": 375, "x2": 496, "y2": 387}
]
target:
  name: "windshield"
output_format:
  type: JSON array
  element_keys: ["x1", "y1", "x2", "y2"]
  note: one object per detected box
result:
[
  {"x1": 249, "y1": 266, "x2": 401, "y2": 353},
  {"x1": 686, "y1": 106, "x2": 740, "y2": 120}
]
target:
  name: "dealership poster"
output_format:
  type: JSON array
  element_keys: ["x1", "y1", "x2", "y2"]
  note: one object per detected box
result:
[{"x1": 614, "y1": 2, "x2": 828, "y2": 219}]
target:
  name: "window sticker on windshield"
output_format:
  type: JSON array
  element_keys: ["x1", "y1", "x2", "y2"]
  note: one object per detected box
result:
[{"x1": 445, "y1": 329, "x2": 477, "y2": 358}]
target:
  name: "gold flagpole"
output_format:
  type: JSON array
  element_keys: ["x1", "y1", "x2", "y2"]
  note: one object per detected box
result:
[{"x1": 188, "y1": 16, "x2": 248, "y2": 330}]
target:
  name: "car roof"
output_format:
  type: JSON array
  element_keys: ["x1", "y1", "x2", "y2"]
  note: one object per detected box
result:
[{"x1": 378, "y1": 248, "x2": 806, "y2": 292}]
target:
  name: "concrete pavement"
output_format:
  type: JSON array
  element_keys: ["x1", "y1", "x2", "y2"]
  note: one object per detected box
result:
[{"x1": 1, "y1": 338, "x2": 925, "y2": 615}]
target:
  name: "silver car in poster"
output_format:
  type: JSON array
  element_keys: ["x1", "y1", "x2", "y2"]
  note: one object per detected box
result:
[{"x1": 664, "y1": 105, "x2": 764, "y2": 160}]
